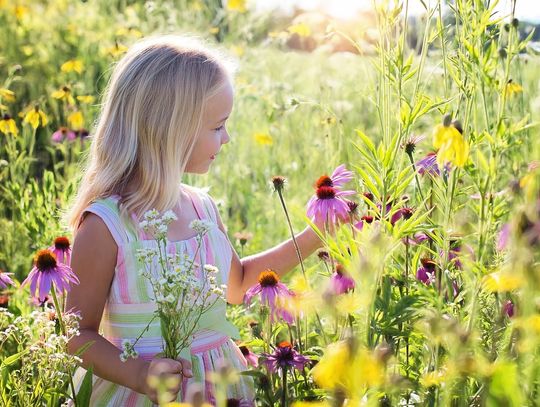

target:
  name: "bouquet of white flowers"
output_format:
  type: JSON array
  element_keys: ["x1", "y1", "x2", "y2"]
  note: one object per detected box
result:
[{"x1": 120, "y1": 209, "x2": 227, "y2": 362}]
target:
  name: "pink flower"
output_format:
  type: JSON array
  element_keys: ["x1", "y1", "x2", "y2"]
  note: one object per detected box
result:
[
  {"x1": 354, "y1": 215, "x2": 374, "y2": 231},
  {"x1": 390, "y1": 207, "x2": 414, "y2": 225},
  {"x1": 22, "y1": 249, "x2": 79, "y2": 301},
  {"x1": 417, "y1": 258, "x2": 436, "y2": 285},
  {"x1": 415, "y1": 152, "x2": 450, "y2": 176},
  {"x1": 496, "y1": 223, "x2": 510, "y2": 252},
  {"x1": 49, "y1": 236, "x2": 72, "y2": 265},
  {"x1": 329, "y1": 264, "x2": 355, "y2": 295},
  {"x1": 51, "y1": 127, "x2": 76, "y2": 143},
  {"x1": 262, "y1": 341, "x2": 310, "y2": 373},
  {"x1": 0, "y1": 271, "x2": 14, "y2": 289},
  {"x1": 307, "y1": 186, "x2": 355, "y2": 225},
  {"x1": 503, "y1": 300, "x2": 514, "y2": 318},
  {"x1": 329, "y1": 164, "x2": 354, "y2": 187},
  {"x1": 244, "y1": 269, "x2": 294, "y2": 323},
  {"x1": 239, "y1": 345, "x2": 259, "y2": 368}
]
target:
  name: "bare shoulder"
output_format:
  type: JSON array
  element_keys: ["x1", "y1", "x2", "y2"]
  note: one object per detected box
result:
[
  {"x1": 67, "y1": 213, "x2": 117, "y2": 330},
  {"x1": 73, "y1": 213, "x2": 117, "y2": 258}
]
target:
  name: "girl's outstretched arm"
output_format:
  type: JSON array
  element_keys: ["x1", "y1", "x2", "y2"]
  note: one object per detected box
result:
[{"x1": 208, "y1": 199, "x2": 324, "y2": 305}]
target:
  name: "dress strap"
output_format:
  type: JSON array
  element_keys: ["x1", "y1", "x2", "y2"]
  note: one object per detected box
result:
[
  {"x1": 184, "y1": 186, "x2": 218, "y2": 224},
  {"x1": 81, "y1": 197, "x2": 138, "y2": 246}
]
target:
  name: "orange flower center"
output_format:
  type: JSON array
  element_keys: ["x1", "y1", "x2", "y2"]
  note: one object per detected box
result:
[
  {"x1": 316, "y1": 186, "x2": 336, "y2": 200},
  {"x1": 420, "y1": 258, "x2": 436, "y2": 270},
  {"x1": 258, "y1": 269, "x2": 279, "y2": 287},
  {"x1": 278, "y1": 341, "x2": 292, "y2": 349},
  {"x1": 54, "y1": 236, "x2": 70, "y2": 250},
  {"x1": 315, "y1": 175, "x2": 333, "y2": 188},
  {"x1": 35, "y1": 249, "x2": 57, "y2": 270},
  {"x1": 335, "y1": 264, "x2": 346, "y2": 276}
]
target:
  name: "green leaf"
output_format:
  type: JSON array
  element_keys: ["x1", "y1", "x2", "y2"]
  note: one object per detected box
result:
[
  {"x1": 0, "y1": 348, "x2": 29, "y2": 370},
  {"x1": 75, "y1": 366, "x2": 94, "y2": 407}
]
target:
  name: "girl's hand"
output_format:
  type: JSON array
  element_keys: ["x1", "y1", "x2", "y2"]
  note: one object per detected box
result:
[{"x1": 138, "y1": 357, "x2": 193, "y2": 404}]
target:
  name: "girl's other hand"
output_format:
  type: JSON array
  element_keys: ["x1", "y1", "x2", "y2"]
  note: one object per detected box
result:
[{"x1": 138, "y1": 357, "x2": 193, "y2": 404}]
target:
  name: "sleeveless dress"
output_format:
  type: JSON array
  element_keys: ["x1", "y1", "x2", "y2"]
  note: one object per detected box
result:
[{"x1": 72, "y1": 185, "x2": 255, "y2": 406}]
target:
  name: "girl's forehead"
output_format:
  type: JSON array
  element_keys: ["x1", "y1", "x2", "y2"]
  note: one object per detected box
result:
[{"x1": 205, "y1": 81, "x2": 234, "y2": 120}]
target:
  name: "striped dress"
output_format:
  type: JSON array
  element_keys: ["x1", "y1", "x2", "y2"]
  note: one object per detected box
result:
[{"x1": 72, "y1": 185, "x2": 255, "y2": 406}]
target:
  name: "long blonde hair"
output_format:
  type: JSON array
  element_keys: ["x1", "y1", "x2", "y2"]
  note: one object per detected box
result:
[{"x1": 66, "y1": 35, "x2": 233, "y2": 231}]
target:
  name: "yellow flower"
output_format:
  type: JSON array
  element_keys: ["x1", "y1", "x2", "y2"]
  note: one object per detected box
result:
[
  {"x1": 287, "y1": 23, "x2": 312, "y2": 37},
  {"x1": 433, "y1": 117, "x2": 469, "y2": 168},
  {"x1": 254, "y1": 132, "x2": 273, "y2": 145},
  {"x1": 115, "y1": 27, "x2": 142, "y2": 38},
  {"x1": 0, "y1": 88, "x2": 15, "y2": 102},
  {"x1": 77, "y1": 95, "x2": 95, "y2": 104},
  {"x1": 209, "y1": 26, "x2": 219, "y2": 34},
  {"x1": 23, "y1": 106, "x2": 48, "y2": 129},
  {"x1": 0, "y1": 114, "x2": 18, "y2": 136},
  {"x1": 105, "y1": 42, "x2": 129, "y2": 57},
  {"x1": 61, "y1": 59, "x2": 84, "y2": 74},
  {"x1": 505, "y1": 79, "x2": 523, "y2": 96},
  {"x1": 68, "y1": 111, "x2": 84, "y2": 129},
  {"x1": 226, "y1": 0, "x2": 247, "y2": 13},
  {"x1": 421, "y1": 369, "x2": 447, "y2": 387},
  {"x1": 13, "y1": 5, "x2": 28, "y2": 20},
  {"x1": 312, "y1": 341, "x2": 384, "y2": 395},
  {"x1": 292, "y1": 402, "x2": 331, "y2": 407},
  {"x1": 483, "y1": 271, "x2": 523, "y2": 292},
  {"x1": 230, "y1": 45, "x2": 245, "y2": 57},
  {"x1": 52, "y1": 86, "x2": 76, "y2": 105}
]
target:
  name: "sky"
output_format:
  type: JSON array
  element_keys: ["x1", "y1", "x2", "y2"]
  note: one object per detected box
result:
[{"x1": 254, "y1": 0, "x2": 540, "y2": 23}]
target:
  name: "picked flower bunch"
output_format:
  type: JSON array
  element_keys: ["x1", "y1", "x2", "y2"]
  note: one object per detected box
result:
[{"x1": 120, "y1": 209, "x2": 227, "y2": 362}]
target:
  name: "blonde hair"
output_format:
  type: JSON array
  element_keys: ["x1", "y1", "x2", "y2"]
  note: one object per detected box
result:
[{"x1": 66, "y1": 35, "x2": 234, "y2": 232}]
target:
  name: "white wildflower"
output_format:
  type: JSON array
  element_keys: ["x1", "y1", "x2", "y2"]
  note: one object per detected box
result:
[{"x1": 189, "y1": 219, "x2": 214, "y2": 235}]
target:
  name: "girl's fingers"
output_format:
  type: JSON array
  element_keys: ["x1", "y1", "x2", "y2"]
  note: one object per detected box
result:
[{"x1": 178, "y1": 358, "x2": 193, "y2": 377}]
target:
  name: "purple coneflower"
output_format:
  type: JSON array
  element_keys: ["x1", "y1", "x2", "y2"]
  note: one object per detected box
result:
[
  {"x1": 49, "y1": 236, "x2": 72, "y2": 265},
  {"x1": 354, "y1": 215, "x2": 374, "y2": 231},
  {"x1": 307, "y1": 186, "x2": 355, "y2": 225},
  {"x1": 402, "y1": 231, "x2": 430, "y2": 246},
  {"x1": 417, "y1": 258, "x2": 437, "y2": 285},
  {"x1": 262, "y1": 341, "x2": 310, "y2": 373},
  {"x1": 415, "y1": 152, "x2": 450, "y2": 176},
  {"x1": 503, "y1": 300, "x2": 514, "y2": 318},
  {"x1": 244, "y1": 269, "x2": 294, "y2": 323},
  {"x1": 51, "y1": 127, "x2": 76, "y2": 143},
  {"x1": 239, "y1": 345, "x2": 259, "y2": 368},
  {"x1": 22, "y1": 249, "x2": 79, "y2": 301},
  {"x1": 390, "y1": 207, "x2": 414, "y2": 225},
  {"x1": 329, "y1": 164, "x2": 354, "y2": 187},
  {"x1": 330, "y1": 264, "x2": 355, "y2": 295},
  {"x1": 0, "y1": 270, "x2": 14, "y2": 289}
]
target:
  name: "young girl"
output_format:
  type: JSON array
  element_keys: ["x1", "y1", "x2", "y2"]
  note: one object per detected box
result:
[{"x1": 65, "y1": 35, "x2": 324, "y2": 406}]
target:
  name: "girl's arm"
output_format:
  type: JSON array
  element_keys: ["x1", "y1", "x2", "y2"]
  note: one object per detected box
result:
[{"x1": 208, "y1": 200, "x2": 325, "y2": 305}]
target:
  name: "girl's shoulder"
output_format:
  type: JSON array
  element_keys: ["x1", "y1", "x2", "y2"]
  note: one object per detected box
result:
[{"x1": 181, "y1": 183, "x2": 219, "y2": 223}]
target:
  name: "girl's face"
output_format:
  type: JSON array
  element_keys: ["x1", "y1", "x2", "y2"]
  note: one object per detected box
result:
[{"x1": 185, "y1": 79, "x2": 233, "y2": 174}]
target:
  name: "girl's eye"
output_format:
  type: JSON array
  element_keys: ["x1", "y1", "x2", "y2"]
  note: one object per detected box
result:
[{"x1": 214, "y1": 125, "x2": 225, "y2": 132}]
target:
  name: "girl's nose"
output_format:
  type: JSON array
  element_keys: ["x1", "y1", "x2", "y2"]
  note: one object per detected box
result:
[{"x1": 221, "y1": 130, "x2": 230, "y2": 145}]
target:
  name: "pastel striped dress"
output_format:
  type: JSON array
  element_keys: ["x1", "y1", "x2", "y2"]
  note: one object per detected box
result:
[{"x1": 72, "y1": 185, "x2": 255, "y2": 406}]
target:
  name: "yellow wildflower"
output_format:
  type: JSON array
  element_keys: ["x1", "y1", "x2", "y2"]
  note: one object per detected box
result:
[
  {"x1": 483, "y1": 271, "x2": 524, "y2": 292},
  {"x1": 115, "y1": 27, "x2": 142, "y2": 38},
  {"x1": 254, "y1": 132, "x2": 273, "y2": 146},
  {"x1": 23, "y1": 106, "x2": 48, "y2": 129},
  {"x1": 77, "y1": 95, "x2": 95, "y2": 104},
  {"x1": 321, "y1": 116, "x2": 336, "y2": 125},
  {"x1": 505, "y1": 79, "x2": 523, "y2": 96},
  {"x1": 105, "y1": 42, "x2": 129, "y2": 57},
  {"x1": 421, "y1": 369, "x2": 447, "y2": 387},
  {"x1": 292, "y1": 402, "x2": 331, "y2": 407},
  {"x1": 13, "y1": 5, "x2": 28, "y2": 20},
  {"x1": 52, "y1": 86, "x2": 76, "y2": 105},
  {"x1": 21, "y1": 45, "x2": 33, "y2": 56},
  {"x1": 0, "y1": 114, "x2": 18, "y2": 136},
  {"x1": 0, "y1": 88, "x2": 15, "y2": 102},
  {"x1": 287, "y1": 23, "x2": 312, "y2": 37},
  {"x1": 61, "y1": 59, "x2": 84, "y2": 74},
  {"x1": 226, "y1": 0, "x2": 247, "y2": 13},
  {"x1": 433, "y1": 115, "x2": 469, "y2": 168},
  {"x1": 312, "y1": 341, "x2": 384, "y2": 396},
  {"x1": 68, "y1": 111, "x2": 84, "y2": 129},
  {"x1": 230, "y1": 45, "x2": 245, "y2": 57},
  {"x1": 209, "y1": 26, "x2": 219, "y2": 34}
]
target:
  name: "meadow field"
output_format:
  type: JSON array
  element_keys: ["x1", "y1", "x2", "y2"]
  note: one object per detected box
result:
[{"x1": 0, "y1": 0, "x2": 539, "y2": 405}]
